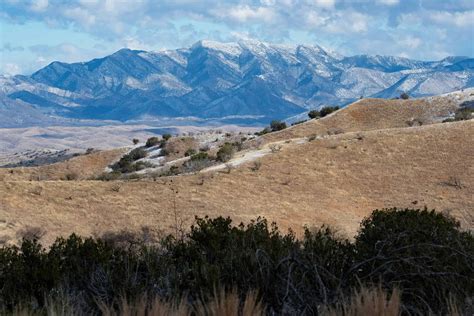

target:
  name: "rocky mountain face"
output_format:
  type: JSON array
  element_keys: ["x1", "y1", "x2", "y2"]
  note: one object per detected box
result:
[{"x1": 1, "y1": 39, "x2": 473, "y2": 127}]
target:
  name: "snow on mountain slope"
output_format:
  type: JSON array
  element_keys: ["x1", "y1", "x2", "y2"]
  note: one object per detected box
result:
[{"x1": 1, "y1": 39, "x2": 473, "y2": 127}]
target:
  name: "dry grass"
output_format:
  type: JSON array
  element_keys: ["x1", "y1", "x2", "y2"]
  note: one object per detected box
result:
[
  {"x1": 163, "y1": 137, "x2": 200, "y2": 161},
  {"x1": 1, "y1": 93, "x2": 473, "y2": 246},
  {"x1": 99, "y1": 296, "x2": 190, "y2": 316},
  {"x1": 322, "y1": 286, "x2": 401, "y2": 316},
  {"x1": 96, "y1": 291, "x2": 263, "y2": 316},
  {"x1": 195, "y1": 289, "x2": 264, "y2": 316},
  {"x1": 9, "y1": 290, "x2": 264, "y2": 316},
  {"x1": 262, "y1": 96, "x2": 461, "y2": 143},
  {"x1": 0, "y1": 148, "x2": 126, "y2": 181},
  {"x1": 0, "y1": 120, "x2": 472, "y2": 245}
]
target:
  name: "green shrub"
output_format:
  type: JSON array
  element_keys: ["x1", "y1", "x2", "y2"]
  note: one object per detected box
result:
[
  {"x1": 354, "y1": 208, "x2": 474, "y2": 314},
  {"x1": 1, "y1": 209, "x2": 472, "y2": 315},
  {"x1": 255, "y1": 127, "x2": 271, "y2": 136},
  {"x1": 185, "y1": 148, "x2": 197, "y2": 157},
  {"x1": 162, "y1": 134, "x2": 172, "y2": 141},
  {"x1": 291, "y1": 120, "x2": 308, "y2": 126},
  {"x1": 216, "y1": 143, "x2": 235, "y2": 162},
  {"x1": 319, "y1": 106, "x2": 340, "y2": 117},
  {"x1": 145, "y1": 137, "x2": 160, "y2": 148},
  {"x1": 400, "y1": 92, "x2": 410, "y2": 99},
  {"x1": 96, "y1": 171, "x2": 121, "y2": 181},
  {"x1": 270, "y1": 120, "x2": 287, "y2": 132},
  {"x1": 308, "y1": 110, "x2": 320, "y2": 119},
  {"x1": 454, "y1": 107, "x2": 473, "y2": 121},
  {"x1": 190, "y1": 152, "x2": 209, "y2": 161},
  {"x1": 111, "y1": 148, "x2": 147, "y2": 173},
  {"x1": 182, "y1": 152, "x2": 212, "y2": 173},
  {"x1": 128, "y1": 148, "x2": 147, "y2": 160}
]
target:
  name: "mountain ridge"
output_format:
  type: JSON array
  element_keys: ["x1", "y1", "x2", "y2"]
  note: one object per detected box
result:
[{"x1": 1, "y1": 39, "x2": 473, "y2": 127}]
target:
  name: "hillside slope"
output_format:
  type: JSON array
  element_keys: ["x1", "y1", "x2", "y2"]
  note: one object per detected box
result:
[
  {"x1": 1, "y1": 117, "x2": 472, "y2": 245},
  {"x1": 263, "y1": 89, "x2": 473, "y2": 142}
]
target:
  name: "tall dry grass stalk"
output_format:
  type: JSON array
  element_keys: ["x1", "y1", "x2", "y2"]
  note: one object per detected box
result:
[
  {"x1": 97, "y1": 290, "x2": 264, "y2": 316},
  {"x1": 194, "y1": 289, "x2": 264, "y2": 316},
  {"x1": 323, "y1": 286, "x2": 401, "y2": 316},
  {"x1": 99, "y1": 295, "x2": 189, "y2": 316}
]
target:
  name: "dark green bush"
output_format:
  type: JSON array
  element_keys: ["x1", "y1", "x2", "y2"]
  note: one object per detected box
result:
[
  {"x1": 400, "y1": 92, "x2": 410, "y2": 99},
  {"x1": 319, "y1": 106, "x2": 340, "y2": 117},
  {"x1": 308, "y1": 110, "x2": 320, "y2": 119},
  {"x1": 216, "y1": 143, "x2": 235, "y2": 162},
  {"x1": 184, "y1": 148, "x2": 196, "y2": 157},
  {"x1": 255, "y1": 127, "x2": 271, "y2": 136},
  {"x1": 354, "y1": 208, "x2": 474, "y2": 314},
  {"x1": 454, "y1": 107, "x2": 473, "y2": 121},
  {"x1": 270, "y1": 120, "x2": 287, "y2": 132},
  {"x1": 96, "y1": 171, "x2": 122, "y2": 181},
  {"x1": 182, "y1": 152, "x2": 212, "y2": 173},
  {"x1": 145, "y1": 137, "x2": 160, "y2": 148},
  {"x1": 111, "y1": 148, "x2": 147, "y2": 173},
  {"x1": 190, "y1": 152, "x2": 208, "y2": 161},
  {"x1": 162, "y1": 134, "x2": 172, "y2": 141},
  {"x1": 1, "y1": 208, "x2": 472, "y2": 315},
  {"x1": 292, "y1": 120, "x2": 308, "y2": 126}
]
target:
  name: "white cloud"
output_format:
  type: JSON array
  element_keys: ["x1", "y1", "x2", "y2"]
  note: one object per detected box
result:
[
  {"x1": 2, "y1": 0, "x2": 474, "y2": 69},
  {"x1": 30, "y1": 0, "x2": 48, "y2": 12},
  {"x1": 123, "y1": 36, "x2": 152, "y2": 50},
  {"x1": 305, "y1": 10, "x2": 329, "y2": 27},
  {"x1": 221, "y1": 5, "x2": 276, "y2": 23},
  {"x1": 3, "y1": 63, "x2": 22, "y2": 75},
  {"x1": 312, "y1": 0, "x2": 336, "y2": 9},
  {"x1": 399, "y1": 36, "x2": 422, "y2": 49},
  {"x1": 63, "y1": 7, "x2": 96, "y2": 28},
  {"x1": 429, "y1": 10, "x2": 474, "y2": 27},
  {"x1": 324, "y1": 11, "x2": 368, "y2": 33},
  {"x1": 377, "y1": 0, "x2": 399, "y2": 5}
]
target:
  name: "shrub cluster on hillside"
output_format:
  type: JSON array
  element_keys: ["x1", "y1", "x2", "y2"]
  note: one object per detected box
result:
[
  {"x1": 443, "y1": 105, "x2": 474, "y2": 123},
  {"x1": 255, "y1": 120, "x2": 287, "y2": 136},
  {"x1": 1, "y1": 208, "x2": 472, "y2": 315},
  {"x1": 110, "y1": 148, "x2": 150, "y2": 173},
  {"x1": 308, "y1": 106, "x2": 340, "y2": 119},
  {"x1": 145, "y1": 136, "x2": 161, "y2": 148}
]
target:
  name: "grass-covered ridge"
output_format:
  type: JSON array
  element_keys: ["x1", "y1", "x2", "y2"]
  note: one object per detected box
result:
[{"x1": 1, "y1": 208, "x2": 473, "y2": 315}]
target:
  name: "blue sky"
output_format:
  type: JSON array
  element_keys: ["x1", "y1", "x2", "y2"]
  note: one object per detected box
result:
[{"x1": 1, "y1": 0, "x2": 473, "y2": 75}]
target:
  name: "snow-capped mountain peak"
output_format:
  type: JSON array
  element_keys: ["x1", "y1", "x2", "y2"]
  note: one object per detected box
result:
[{"x1": 1, "y1": 39, "x2": 473, "y2": 127}]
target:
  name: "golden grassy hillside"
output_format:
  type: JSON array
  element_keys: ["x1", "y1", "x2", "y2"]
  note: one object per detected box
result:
[
  {"x1": 1, "y1": 117, "x2": 472, "y2": 245},
  {"x1": 262, "y1": 95, "x2": 461, "y2": 143},
  {"x1": 0, "y1": 148, "x2": 126, "y2": 181}
]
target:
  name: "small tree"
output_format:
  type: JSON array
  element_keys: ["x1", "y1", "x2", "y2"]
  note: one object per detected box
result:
[
  {"x1": 145, "y1": 137, "x2": 160, "y2": 148},
  {"x1": 319, "y1": 106, "x2": 340, "y2": 117},
  {"x1": 400, "y1": 92, "x2": 409, "y2": 100},
  {"x1": 308, "y1": 110, "x2": 320, "y2": 119},
  {"x1": 270, "y1": 120, "x2": 287, "y2": 132},
  {"x1": 216, "y1": 143, "x2": 235, "y2": 162},
  {"x1": 162, "y1": 133, "x2": 172, "y2": 141},
  {"x1": 132, "y1": 138, "x2": 140, "y2": 145}
]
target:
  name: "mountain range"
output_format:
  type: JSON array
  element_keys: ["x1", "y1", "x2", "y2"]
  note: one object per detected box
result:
[{"x1": 1, "y1": 39, "x2": 473, "y2": 128}]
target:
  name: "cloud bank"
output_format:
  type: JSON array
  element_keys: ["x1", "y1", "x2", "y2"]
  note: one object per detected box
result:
[{"x1": 1, "y1": 0, "x2": 473, "y2": 75}]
